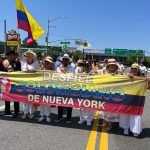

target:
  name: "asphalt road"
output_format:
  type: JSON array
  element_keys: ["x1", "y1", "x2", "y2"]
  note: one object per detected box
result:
[{"x1": 0, "y1": 73, "x2": 150, "y2": 150}]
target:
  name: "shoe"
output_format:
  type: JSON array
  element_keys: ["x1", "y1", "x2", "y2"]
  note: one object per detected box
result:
[
  {"x1": 22, "y1": 114, "x2": 27, "y2": 119},
  {"x1": 66, "y1": 120, "x2": 72, "y2": 124},
  {"x1": 78, "y1": 120, "x2": 85, "y2": 124},
  {"x1": 29, "y1": 114, "x2": 34, "y2": 119},
  {"x1": 46, "y1": 117, "x2": 51, "y2": 123},
  {"x1": 87, "y1": 121, "x2": 92, "y2": 126},
  {"x1": 4, "y1": 112, "x2": 11, "y2": 115},
  {"x1": 38, "y1": 116, "x2": 44, "y2": 122},
  {"x1": 55, "y1": 117, "x2": 64, "y2": 122},
  {"x1": 123, "y1": 129, "x2": 129, "y2": 135},
  {"x1": 133, "y1": 133, "x2": 139, "y2": 137}
]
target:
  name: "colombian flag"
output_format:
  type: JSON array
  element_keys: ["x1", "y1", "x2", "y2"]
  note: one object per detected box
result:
[{"x1": 16, "y1": 0, "x2": 45, "y2": 45}]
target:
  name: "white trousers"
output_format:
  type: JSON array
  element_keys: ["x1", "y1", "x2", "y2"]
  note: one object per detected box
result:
[
  {"x1": 99, "y1": 111, "x2": 120, "y2": 122},
  {"x1": 23, "y1": 103, "x2": 34, "y2": 115},
  {"x1": 119, "y1": 114, "x2": 142, "y2": 134},
  {"x1": 40, "y1": 105, "x2": 51, "y2": 117},
  {"x1": 79, "y1": 109, "x2": 95, "y2": 123}
]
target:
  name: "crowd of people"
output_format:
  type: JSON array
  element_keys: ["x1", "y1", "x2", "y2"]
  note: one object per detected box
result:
[{"x1": 0, "y1": 40, "x2": 150, "y2": 138}]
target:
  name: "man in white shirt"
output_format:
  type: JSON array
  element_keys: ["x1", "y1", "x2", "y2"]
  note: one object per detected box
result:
[
  {"x1": 140, "y1": 63, "x2": 147, "y2": 76},
  {"x1": 55, "y1": 54, "x2": 75, "y2": 123}
]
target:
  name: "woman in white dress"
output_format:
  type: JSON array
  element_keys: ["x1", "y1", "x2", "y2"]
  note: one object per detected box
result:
[
  {"x1": 77, "y1": 61, "x2": 95, "y2": 126},
  {"x1": 99, "y1": 59, "x2": 120, "y2": 131},
  {"x1": 38, "y1": 56, "x2": 54, "y2": 123},
  {"x1": 17, "y1": 39, "x2": 40, "y2": 119},
  {"x1": 119, "y1": 63, "x2": 150, "y2": 137}
]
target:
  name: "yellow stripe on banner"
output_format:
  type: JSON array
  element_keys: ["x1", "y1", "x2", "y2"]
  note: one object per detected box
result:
[
  {"x1": 86, "y1": 111, "x2": 99, "y2": 150},
  {"x1": 99, "y1": 120, "x2": 108, "y2": 150}
]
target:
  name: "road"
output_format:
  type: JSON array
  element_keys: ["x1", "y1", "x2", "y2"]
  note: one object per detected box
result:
[{"x1": 0, "y1": 75, "x2": 150, "y2": 150}]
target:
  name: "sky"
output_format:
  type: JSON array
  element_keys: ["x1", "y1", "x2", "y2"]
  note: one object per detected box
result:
[{"x1": 1, "y1": 0, "x2": 150, "y2": 55}]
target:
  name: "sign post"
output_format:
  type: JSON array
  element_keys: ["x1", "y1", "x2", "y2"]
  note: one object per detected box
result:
[{"x1": 60, "y1": 41, "x2": 70, "y2": 53}]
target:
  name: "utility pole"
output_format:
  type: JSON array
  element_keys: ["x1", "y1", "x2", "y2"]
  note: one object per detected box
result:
[
  {"x1": 4, "y1": 19, "x2": 7, "y2": 55},
  {"x1": 46, "y1": 16, "x2": 67, "y2": 56},
  {"x1": 46, "y1": 19, "x2": 49, "y2": 56}
]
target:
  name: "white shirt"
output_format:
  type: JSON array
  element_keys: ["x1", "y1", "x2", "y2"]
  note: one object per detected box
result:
[
  {"x1": 57, "y1": 65, "x2": 75, "y2": 73},
  {"x1": 118, "y1": 64, "x2": 125, "y2": 71},
  {"x1": 140, "y1": 66, "x2": 147, "y2": 74},
  {"x1": 20, "y1": 54, "x2": 40, "y2": 71},
  {"x1": 75, "y1": 66, "x2": 84, "y2": 73}
]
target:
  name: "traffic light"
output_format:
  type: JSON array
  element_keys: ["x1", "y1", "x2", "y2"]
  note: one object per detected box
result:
[{"x1": 83, "y1": 41, "x2": 88, "y2": 47}]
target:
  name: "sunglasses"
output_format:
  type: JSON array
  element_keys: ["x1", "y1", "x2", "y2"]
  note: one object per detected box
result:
[{"x1": 131, "y1": 68, "x2": 138, "y2": 70}]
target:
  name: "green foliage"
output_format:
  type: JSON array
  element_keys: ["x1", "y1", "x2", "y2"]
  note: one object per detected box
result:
[
  {"x1": 125, "y1": 56, "x2": 143, "y2": 66},
  {"x1": 71, "y1": 50, "x2": 83, "y2": 61},
  {"x1": 144, "y1": 57, "x2": 150, "y2": 67}
]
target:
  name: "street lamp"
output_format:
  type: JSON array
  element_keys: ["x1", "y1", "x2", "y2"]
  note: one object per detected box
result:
[{"x1": 46, "y1": 16, "x2": 67, "y2": 55}]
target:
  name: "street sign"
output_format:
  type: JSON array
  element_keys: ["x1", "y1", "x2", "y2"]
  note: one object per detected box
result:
[
  {"x1": 113, "y1": 49, "x2": 127, "y2": 55},
  {"x1": 136, "y1": 50, "x2": 144, "y2": 56},
  {"x1": 62, "y1": 44, "x2": 69, "y2": 52},
  {"x1": 60, "y1": 41, "x2": 70, "y2": 44},
  {"x1": 7, "y1": 41, "x2": 18, "y2": 46},
  {"x1": 127, "y1": 50, "x2": 144, "y2": 57},
  {"x1": 6, "y1": 33, "x2": 19, "y2": 46},
  {"x1": 105, "y1": 48, "x2": 112, "y2": 55},
  {"x1": 60, "y1": 41, "x2": 70, "y2": 52}
]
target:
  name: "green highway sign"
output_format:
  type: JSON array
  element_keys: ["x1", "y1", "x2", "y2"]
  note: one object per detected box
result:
[
  {"x1": 136, "y1": 50, "x2": 144, "y2": 56},
  {"x1": 113, "y1": 49, "x2": 128, "y2": 55},
  {"x1": 105, "y1": 48, "x2": 112, "y2": 54},
  {"x1": 127, "y1": 50, "x2": 136, "y2": 56},
  {"x1": 105, "y1": 48, "x2": 144, "y2": 57}
]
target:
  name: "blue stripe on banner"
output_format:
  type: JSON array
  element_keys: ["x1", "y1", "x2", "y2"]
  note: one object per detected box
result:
[{"x1": 17, "y1": 10, "x2": 29, "y2": 24}]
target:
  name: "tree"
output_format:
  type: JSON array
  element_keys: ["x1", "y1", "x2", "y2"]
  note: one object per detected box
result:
[
  {"x1": 72, "y1": 50, "x2": 83, "y2": 61},
  {"x1": 125, "y1": 56, "x2": 143, "y2": 66}
]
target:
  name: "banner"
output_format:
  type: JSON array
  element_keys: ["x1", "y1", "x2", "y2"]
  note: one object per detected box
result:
[{"x1": 0, "y1": 71, "x2": 147, "y2": 115}]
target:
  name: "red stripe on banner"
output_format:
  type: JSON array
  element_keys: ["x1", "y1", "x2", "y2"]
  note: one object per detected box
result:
[
  {"x1": 102, "y1": 103, "x2": 144, "y2": 115},
  {"x1": 2, "y1": 93, "x2": 143, "y2": 115},
  {"x1": 17, "y1": 20, "x2": 32, "y2": 35}
]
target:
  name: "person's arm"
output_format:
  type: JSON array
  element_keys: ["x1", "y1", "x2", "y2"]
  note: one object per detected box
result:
[
  {"x1": 17, "y1": 37, "x2": 23, "y2": 60},
  {"x1": 144, "y1": 77, "x2": 150, "y2": 89}
]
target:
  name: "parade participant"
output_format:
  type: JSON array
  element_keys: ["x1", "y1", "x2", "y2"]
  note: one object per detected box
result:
[
  {"x1": 2, "y1": 51, "x2": 21, "y2": 117},
  {"x1": 0, "y1": 55, "x2": 7, "y2": 71},
  {"x1": 119, "y1": 63, "x2": 150, "y2": 137},
  {"x1": 99, "y1": 59, "x2": 120, "y2": 131},
  {"x1": 38, "y1": 56, "x2": 54, "y2": 123},
  {"x1": 54, "y1": 56, "x2": 62, "y2": 70},
  {"x1": 92, "y1": 59, "x2": 101, "y2": 73},
  {"x1": 75, "y1": 59, "x2": 84, "y2": 73},
  {"x1": 17, "y1": 39, "x2": 40, "y2": 119},
  {"x1": 117, "y1": 61, "x2": 125, "y2": 75},
  {"x1": 78, "y1": 61, "x2": 95, "y2": 126},
  {"x1": 55, "y1": 53, "x2": 75, "y2": 123},
  {"x1": 140, "y1": 63, "x2": 147, "y2": 76}
]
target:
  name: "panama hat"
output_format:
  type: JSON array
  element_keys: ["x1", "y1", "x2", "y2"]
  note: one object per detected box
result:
[
  {"x1": 62, "y1": 53, "x2": 71, "y2": 61},
  {"x1": 24, "y1": 50, "x2": 37, "y2": 59},
  {"x1": 131, "y1": 63, "x2": 140, "y2": 69},
  {"x1": 77, "y1": 59, "x2": 84, "y2": 64},
  {"x1": 44, "y1": 56, "x2": 53, "y2": 63},
  {"x1": 106, "y1": 59, "x2": 118, "y2": 67}
]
